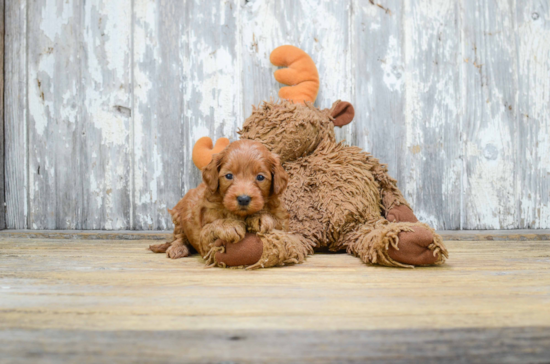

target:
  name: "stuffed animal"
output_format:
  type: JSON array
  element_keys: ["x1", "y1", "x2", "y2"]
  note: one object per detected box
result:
[
  {"x1": 157, "y1": 45, "x2": 448, "y2": 269},
  {"x1": 215, "y1": 45, "x2": 448, "y2": 268}
]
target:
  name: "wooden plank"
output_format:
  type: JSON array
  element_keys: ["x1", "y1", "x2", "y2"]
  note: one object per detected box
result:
[
  {"x1": 63, "y1": 1, "x2": 133, "y2": 229},
  {"x1": 2, "y1": 229, "x2": 550, "y2": 241},
  {"x1": 0, "y1": 229, "x2": 172, "y2": 241},
  {"x1": 27, "y1": 0, "x2": 82, "y2": 229},
  {"x1": 437, "y1": 229, "x2": 550, "y2": 241},
  {"x1": 26, "y1": 0, "x2": 132, "y2": 229},
  {"x1": 461, "y1": 0, "x2": 518, "y2": 229},
  {"x1": 183, "y1": 0, "x2": 242, "y2": 194},
  {"x1": 2, "y1": 327, "x2": 550, "y2": 363},
  {"x1": 4, "y1": 0, "x2": 27, "y2": 229},
  {"x1": 241, "y1": 0, "x2": 354, "y2": 143},
  {"x1": 401, "y1": 1, "x2": 462, "y2": 229},
  {"x1": 515, "y1": 1, "x2": 550, "y2": 229},
  {"x1": 352, "y1": 1, "x2": 406, "y2": 189},
  {"x1": 79, "y1": 0, "x2": 132, "y2": 229},
  {"x1": 1, "y1": 238, "x2": 550, "y2": 334},
  {"x1": 133, "y1": 0, "x2": 185, "y2": 229},
  {"x1": 0, "y1": 0, "x2": 5, "y2": 230}
]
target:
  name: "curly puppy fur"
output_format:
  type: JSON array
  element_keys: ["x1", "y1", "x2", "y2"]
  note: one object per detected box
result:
[
  {"x1": 149, "y1": 139, "x2": 296, "y2": 265},
  {"x1": 239, "y1": 100, "x2": 448, "y2": 268}
]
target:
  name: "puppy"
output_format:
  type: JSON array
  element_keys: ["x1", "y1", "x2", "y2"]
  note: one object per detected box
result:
[{"x1": 149, "y1": 139, "x2": 289, "y2": 264}]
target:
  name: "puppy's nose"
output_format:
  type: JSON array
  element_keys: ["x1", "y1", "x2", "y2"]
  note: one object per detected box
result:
[{"x1": 237, "y1": 195, "x2": 251, "y2": 206}]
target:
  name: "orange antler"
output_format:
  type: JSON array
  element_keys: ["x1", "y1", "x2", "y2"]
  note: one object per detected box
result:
[
  {"x1": 192, "y1": 137, "x2": 230, "y2": 170},
  {"x1": 270, "y1": 45, "x2": 319, "y2": 104}
]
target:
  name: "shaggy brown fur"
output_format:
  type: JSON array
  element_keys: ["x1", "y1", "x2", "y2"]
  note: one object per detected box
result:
[
  {"x1": 236, "y1": 100, "x2": 448, "y2": 268},
  {"x1": 149, "y1": 139, "x2": 312, "y2": 267}
]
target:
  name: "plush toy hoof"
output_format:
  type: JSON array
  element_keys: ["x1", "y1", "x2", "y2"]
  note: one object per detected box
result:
[
  {"x1": 214, "y1": 233, "x2": 263, "y2": 267},
  {"x1": 388, "y1": 226, "x2": 440, "y2": 266},
  {"x1": 386, "y1": 204, "x2": 418, "y2": 223}
]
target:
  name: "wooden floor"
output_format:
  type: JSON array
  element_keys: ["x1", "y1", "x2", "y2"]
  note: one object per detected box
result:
[{"x1": 1, "y1": 231, "x2": 550, "y2": 363}]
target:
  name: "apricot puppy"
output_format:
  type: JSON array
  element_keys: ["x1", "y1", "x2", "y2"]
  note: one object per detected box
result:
[{"x1": 149, "y1": 139, "x2": 289, "y2": 266}]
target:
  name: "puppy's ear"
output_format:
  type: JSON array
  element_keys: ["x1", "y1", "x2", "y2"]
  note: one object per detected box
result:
[
  {"x1": 202, "y1": 153, "x2": 223, "y2": 192},
  {"x1": 269, "y1": 153, "x2": 288, "y2": 196}
]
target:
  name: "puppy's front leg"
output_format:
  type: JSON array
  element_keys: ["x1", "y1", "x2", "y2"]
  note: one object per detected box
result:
[
  {"x1": 245, "y1": 213, "x2": 278, "y2": 234},
  {"x1": 201, "y1": 219, "x2": 246, "y2": 247}
]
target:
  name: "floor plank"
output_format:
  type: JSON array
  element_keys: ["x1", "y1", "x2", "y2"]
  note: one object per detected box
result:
[
  {"x1": 1, "y1": 237, "x2": 549, "y2": 362},
  {"x1": 2, "y1": 327, "x2": 549, "y2": 364}
]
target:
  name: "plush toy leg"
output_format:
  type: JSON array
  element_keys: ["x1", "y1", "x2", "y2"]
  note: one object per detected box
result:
[
  {"x1": 346, "y1": 220, "x2": 448, "y2": 268},
  {"x1": 204, "y1": 230, "x2": 314, "y2": 269},
  {"x1": 248, "y1": 230, "x2": 314, "y2": 269}
]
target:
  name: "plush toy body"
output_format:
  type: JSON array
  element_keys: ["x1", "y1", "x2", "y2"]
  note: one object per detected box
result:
[
  {"x1": 227, "y1": 45, "x2": 448, "y2": 268},
  {"x1": 238, "y1": 100, "x2": 448, "y2": 268}
]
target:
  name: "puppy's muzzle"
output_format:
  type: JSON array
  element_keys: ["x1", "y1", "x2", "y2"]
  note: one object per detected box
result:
[{"x1": 237, "y1": 195, "x2": 251, "y2": 206}]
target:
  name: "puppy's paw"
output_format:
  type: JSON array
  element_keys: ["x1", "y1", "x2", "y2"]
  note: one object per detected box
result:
[
  {"x1": 166, "y1": 244, "x2": 190, "y2": 259},
  {"x1": 148, "y1": 242, "x2": 172, "y2": 253},
  {"x1": 246, "y1": 214, "x2": 277, "y2": 233},
  {"x1": 216, "y1": 221, "x2": 246, "y2": 244}
]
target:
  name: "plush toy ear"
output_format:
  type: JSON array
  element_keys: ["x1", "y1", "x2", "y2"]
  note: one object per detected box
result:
[
  {"x1": 192, "y1": 137, "x2": 230, "y2": 170},
  {"x1": 330, "y1": 101, "x2": 355, "y2": 127}
]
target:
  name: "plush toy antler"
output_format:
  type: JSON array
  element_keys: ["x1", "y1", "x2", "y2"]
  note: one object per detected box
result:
[
  {"x1": 270, "y1": 45, "x2": 319, "y2": 104},
  {"x1": 192, "y1": 137, "x2": 230, "y2": 170}
]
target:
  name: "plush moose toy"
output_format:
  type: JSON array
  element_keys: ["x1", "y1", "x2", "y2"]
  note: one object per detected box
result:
[{"x1": 154, "y1": 45, "x2": 448, "y2": 269}]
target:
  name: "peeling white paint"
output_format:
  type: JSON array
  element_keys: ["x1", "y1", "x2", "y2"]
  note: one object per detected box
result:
[
  {"x1": 92, "y1": 110, "x2": 128, "y2": 145},
  {"x1": 102, "y1": 2, "x2": 131, "y2": 81},
  {"x1": 381, "y1": 36, "x2": 403, "y2": 92},
  {"x1": 40, "y1": 0, "x2": 73, "y2": 42}
]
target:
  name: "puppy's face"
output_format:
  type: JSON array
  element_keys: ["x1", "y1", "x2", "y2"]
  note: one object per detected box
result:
[{"x1": 202, "y1": 140, "x2": 288, "y2": 216}]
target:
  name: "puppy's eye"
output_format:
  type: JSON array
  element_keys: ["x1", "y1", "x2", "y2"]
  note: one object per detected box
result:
[
  {"x1": 256, "y1": 174, "x2": 265, "y2": 181},
  {"x1": 225, "y1": 173, "x2": 233, "y2": 180}
]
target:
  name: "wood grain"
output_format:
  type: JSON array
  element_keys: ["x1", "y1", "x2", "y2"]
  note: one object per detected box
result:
[
  {"x1": 133, "y1": 0, "x2": 186, "y2": 229},
  {"x1": 5, "y1": 0, "x2": 27, "y2": 229},
  {"x1": 401, "y1": 1, "x2": 462, "y2": 229},
  {"x1": 1, "y1": 236, "x2": 550, "y2": 362},
  {"x1": 79, "y1": 0, "x2": 133, "y2": 230},
  {"x1": 26, "y1": 0, "x2": 132, "y2": 229},
  {"x1": 27, "y1": 0, "x2": 82, "y2": 229},
  {"x1": 1, "y1": 237, "x2": 550, "y2": 331},
  {"x1": 515, "y1": 1, "x2": 550, "y2": 229},
  {"x1": 0, "y1": 0, "x2": 5, "y2": 230},
  {"x1": 461, "y1": 0, "x2": 518, "y2": 229},
  {"x1": 2, "y1": 327, "x2": 550, "y2": 363},
  {"x1": 3, "y1": 0, "x2": 550, "y2": 230},
  {"x1": 353, "y1": 0, "x2": 405, "y2": 187}
]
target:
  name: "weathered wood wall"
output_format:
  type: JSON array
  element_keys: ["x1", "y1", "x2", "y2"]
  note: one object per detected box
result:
[
  {"x1": 4, "y1": 0, "x2": 550, "y2": 230},
  {"x1": 0, "y1": 0, "x2": 5, "y2": 229}
]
